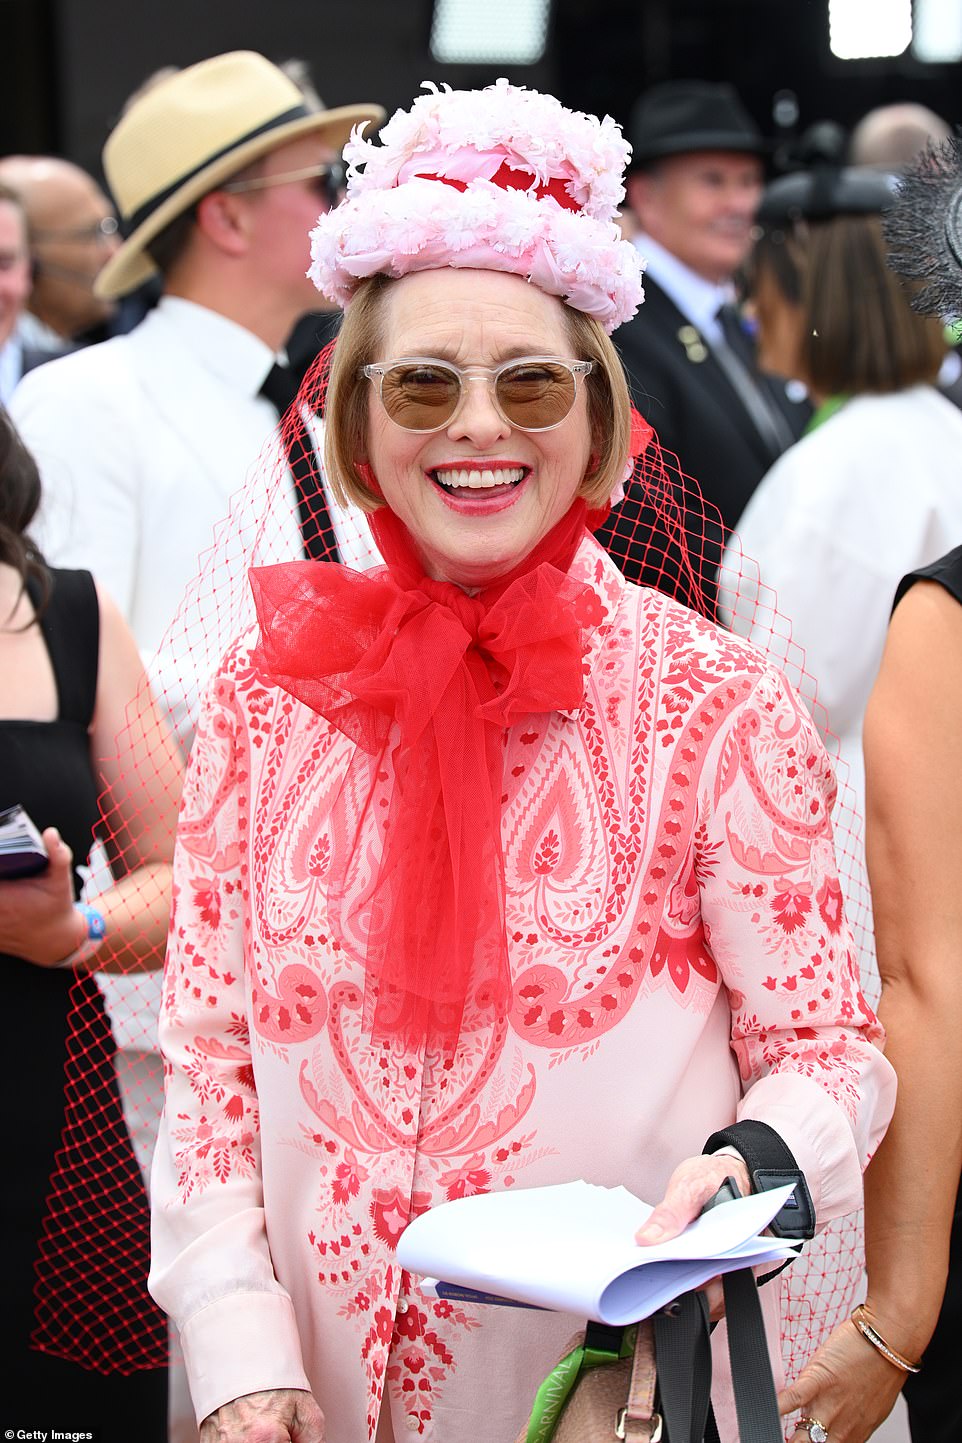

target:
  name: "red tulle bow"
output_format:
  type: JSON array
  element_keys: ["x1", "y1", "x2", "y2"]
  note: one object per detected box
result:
[{"x1": 250, "y1": 503, "x2": 594, "y2": 1052}]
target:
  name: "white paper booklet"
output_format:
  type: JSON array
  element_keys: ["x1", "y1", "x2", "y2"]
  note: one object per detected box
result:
[
  {"x1": 0, "y1": 804, "x2": 49, "y2": 879},
  {"x1": 397, "y1": 1179, "x2": 796, "y2": 1325}
]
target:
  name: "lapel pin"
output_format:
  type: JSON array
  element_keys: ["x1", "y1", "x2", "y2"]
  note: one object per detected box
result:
[{"x1": 677, "y1": 325, "x2": 708, "y2": 363}]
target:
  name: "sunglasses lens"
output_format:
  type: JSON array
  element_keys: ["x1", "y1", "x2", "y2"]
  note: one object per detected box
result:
[
  {"x1": 310, "y1": 164, "x2": 345, "y2": 209},
  {"x1": 380, "y1": 364, "x2": 461, "y2": 430},
  {"x1": 495, "y1": 362, "x2": 577, "y2": 429}
]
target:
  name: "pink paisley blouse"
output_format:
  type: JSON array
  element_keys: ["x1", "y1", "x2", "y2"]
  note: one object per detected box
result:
[{"x1": 150, "y1": 537, "x2": 895, "y2": 1442}]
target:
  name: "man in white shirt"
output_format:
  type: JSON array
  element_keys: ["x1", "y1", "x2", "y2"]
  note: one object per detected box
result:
[
  {"x1": 602, "y1": 81, "x2": 809, "y2": 611},
  {"x1": 13, "y1": 51, "x2": 383, "y2": 673}
]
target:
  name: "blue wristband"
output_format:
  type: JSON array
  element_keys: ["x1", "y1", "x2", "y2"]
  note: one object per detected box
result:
[{"x1": 55, "y1": 903, "x2": 107, "y2": 969}]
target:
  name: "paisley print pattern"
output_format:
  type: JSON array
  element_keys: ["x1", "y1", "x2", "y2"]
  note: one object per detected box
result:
[{"x1": 152, "y1": 538, "x2": 893, "y2": 1442}]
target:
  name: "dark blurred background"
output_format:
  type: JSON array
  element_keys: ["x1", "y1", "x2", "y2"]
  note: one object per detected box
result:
[{"x1": 2, "y1": 0, "x2": 959, "y2": 172}]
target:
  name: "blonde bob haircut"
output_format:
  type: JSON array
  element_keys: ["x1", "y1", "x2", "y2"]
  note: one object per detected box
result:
[{"x1": 323, "y1": 273, "x2": 632, "y2": 513}]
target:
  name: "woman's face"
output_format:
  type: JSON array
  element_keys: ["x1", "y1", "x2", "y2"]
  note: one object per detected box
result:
[
  {"x1": 752, "y1": 260, "x2": 806, "y2": 383},
  {"x1": 363, "y1": 268, "x2": 593, "y2": 589}
]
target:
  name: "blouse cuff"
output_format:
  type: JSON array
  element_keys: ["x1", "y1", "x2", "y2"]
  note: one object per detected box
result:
[
  {"x1": 735, "y1": 1072, "x2": 866, "y2": 1224},
  {"x1": 180, "y1": 1289, "x2": 312, "y2": 1425}
]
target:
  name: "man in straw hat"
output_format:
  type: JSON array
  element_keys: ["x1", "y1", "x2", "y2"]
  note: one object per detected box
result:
[{"x1": 12, "y1": 50, "x2": 384, "y2": 691}]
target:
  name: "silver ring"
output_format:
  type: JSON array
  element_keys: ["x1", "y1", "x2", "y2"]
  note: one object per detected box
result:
[{"x1": 799, "y1": 1418, "x2": 829, "y2": 1443}]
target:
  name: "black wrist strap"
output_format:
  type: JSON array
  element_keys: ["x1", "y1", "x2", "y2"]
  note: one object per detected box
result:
[
  {"x1": 652, "y1": 1272, "x2": 782, "y2": 1442},
  {"x1": 703, "y1": 1119, "x2": 815, "y2": 1243},
  {"x1": 721, "y1": 1268, "x2": 784, "y2": 1443}
]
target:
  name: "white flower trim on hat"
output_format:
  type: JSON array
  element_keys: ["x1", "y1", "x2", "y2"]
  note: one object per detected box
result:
[{"x1": 308, "y1": 80, "x2": 645, "y2": 333}]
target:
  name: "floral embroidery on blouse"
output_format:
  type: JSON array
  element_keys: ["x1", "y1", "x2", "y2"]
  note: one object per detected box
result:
[{"x1": 155, "y1": 540, "x2": 888, "y2": 1439}]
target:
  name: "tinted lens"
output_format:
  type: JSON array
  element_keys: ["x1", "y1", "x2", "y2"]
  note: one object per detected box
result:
[
  {"x1": 495, "y1": 361, "x2": 577, "y2": 429},
  {"x1": 309, "y1": 165, "x2": 343, "y2": 210},
  {"x1": 380, "y1": 363, "x2": 461, "y2": 430}
]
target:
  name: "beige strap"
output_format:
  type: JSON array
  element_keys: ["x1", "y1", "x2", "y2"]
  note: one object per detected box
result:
[{"x1": 618, "y1": 1320, "x2": 662, "y2": 1441}]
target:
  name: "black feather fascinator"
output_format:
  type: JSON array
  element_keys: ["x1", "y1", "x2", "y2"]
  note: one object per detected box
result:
[{"x1": 884, "y1": 135, "x2": 962, "y2": 318}]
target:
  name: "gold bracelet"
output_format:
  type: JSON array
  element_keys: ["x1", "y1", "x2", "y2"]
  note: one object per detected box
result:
[{"x1": 850, "y1": 1304, "x2": 923, "y2": 1374}]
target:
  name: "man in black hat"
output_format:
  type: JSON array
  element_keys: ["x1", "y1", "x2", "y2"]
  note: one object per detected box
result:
[{"x1": 599, "y1": 80, "x2": 810, "y2": 611}]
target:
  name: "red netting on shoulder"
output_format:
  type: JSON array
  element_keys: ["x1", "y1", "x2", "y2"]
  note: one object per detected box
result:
[{"x1": 31, "y1": 334, "x2": 877, "y2": 1399}]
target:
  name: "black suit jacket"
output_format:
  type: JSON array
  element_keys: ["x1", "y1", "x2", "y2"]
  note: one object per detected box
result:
[{"x1": 597, "y1": 275, "x2": 811, "y2": 614}]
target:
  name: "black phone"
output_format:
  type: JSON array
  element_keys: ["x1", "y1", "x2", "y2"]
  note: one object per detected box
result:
[{"x1": 0, "y1": 804, "x2": 50, "y2": 879}]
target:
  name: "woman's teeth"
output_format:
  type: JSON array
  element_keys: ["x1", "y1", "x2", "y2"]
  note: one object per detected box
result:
[{"x1": 434, "y1": 467, "x2": 525, "y2": 490}]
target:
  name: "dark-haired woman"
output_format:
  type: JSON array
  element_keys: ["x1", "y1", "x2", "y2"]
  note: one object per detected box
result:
[
  {"x1": 0, "y1": 408, "x2": 183, "y2": 1438},
  {"x1": 719, "y1": 167, "x2": 962, "y2": 824}
]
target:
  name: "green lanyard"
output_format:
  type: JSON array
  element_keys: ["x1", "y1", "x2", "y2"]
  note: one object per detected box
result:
[
  {"x1": 523, "y1": 1325, "x2": 637, "y2": 1442},
  {"x1": 803, "y1": 394, "x2": 849, "y2": 435}
]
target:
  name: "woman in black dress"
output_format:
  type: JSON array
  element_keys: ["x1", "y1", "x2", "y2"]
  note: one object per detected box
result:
[{"x1": 0, "y1": 409, "x2": 183, "y2": 1440}]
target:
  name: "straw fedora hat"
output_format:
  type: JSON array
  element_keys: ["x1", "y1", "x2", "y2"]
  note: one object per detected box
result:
[{"x1": 95, "y1": 50, "x2": 384, "y2": 299}]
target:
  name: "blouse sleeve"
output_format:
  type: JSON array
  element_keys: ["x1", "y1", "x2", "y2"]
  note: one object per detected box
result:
[
  {"x1": 148, "y1": 645, "x2": 312, "y2": 1424},
  {"x1": 694, "y1": 664, "x2": 896, "y2": 1225}
]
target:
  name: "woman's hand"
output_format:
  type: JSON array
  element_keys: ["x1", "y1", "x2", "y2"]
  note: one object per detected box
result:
[
  {"x1": 779, "y1": 1316, "x2": 907, "y2": 1443},
  {"x1": 634, "y1": 1153, "x2": 753, "y2": 1319},
  {"x1": 635, "y1": 1153, "x2": 752, "y2": 1245},
  {"x1": 199, "y1": 1389, "x2": 326, "y2": 1443},
  {"x1": 0, "y1": 826, "x2": 81, "y2": 967}
]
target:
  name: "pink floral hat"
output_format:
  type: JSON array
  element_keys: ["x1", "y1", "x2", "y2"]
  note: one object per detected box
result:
[{"x1": 309, "y1": 79, "x2": 645, "y2": 333}]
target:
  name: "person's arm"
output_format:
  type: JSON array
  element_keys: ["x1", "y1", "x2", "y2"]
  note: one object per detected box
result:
[
  {"x1": 637, "y1": 663, "x2": 896, "y2": 1246},
  {"x1": 86, "y1": 583, "x2": 184, "y2": 969},
  {"x1": 148, "y1": 640, "x2": 321, "y2": 1439},
  {"x1": 779, "y1": 580, "x2": 962, "y2": 1441},
  {"x1": 0, "y1": 585, "x2": 183, "y2": 971}
]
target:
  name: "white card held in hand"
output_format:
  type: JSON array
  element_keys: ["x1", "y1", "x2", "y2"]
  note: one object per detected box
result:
[{"x1": 397, "y1": 1179, "x2": 797, "y2": 1324}]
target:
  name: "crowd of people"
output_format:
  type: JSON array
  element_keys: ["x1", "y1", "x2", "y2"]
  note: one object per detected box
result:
[{"x1": 1, "y1": 42, "x2": 960, "y2": 1443}]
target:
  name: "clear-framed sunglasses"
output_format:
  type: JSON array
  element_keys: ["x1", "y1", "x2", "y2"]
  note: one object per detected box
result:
[
  {"x1": 222, "y1": 160, "x2": 346, "y2": 211},
  {"x1": 361, "y1": 356, "x2": 594, "y2": 433}
]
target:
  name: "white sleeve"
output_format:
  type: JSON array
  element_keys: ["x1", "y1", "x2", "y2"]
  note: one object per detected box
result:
[
  {"x1": 722, "y1": 454, "x2": 893, "y2": 740},
  {"x1": 12, "y1": 354, "x2": 142, "y2": 620}
]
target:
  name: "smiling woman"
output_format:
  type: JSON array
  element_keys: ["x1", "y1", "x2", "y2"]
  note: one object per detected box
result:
[
  {"x1": 146, "y1": 80, "x2": 895, "y2": 1443},
  {"x1": 351, "y1": 269, "x2": 593, "y2": 587}
]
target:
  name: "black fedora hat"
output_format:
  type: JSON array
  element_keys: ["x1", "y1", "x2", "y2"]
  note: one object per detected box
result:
[
  {"x1": 757, "y1": 166, "x2": 897, "y2": 226},
  {"x1": 629, "y1": 81, "x2": 767, "y2": 166}
]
